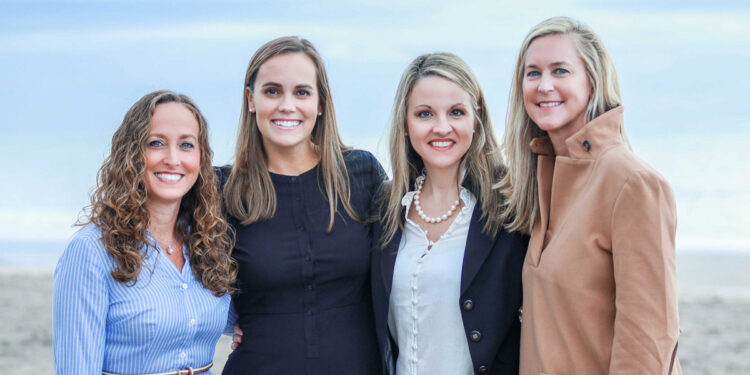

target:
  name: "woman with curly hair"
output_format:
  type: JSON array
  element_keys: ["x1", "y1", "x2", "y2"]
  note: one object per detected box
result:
[{"x1": 53, "y1": 90, "x2": 237, "y2": 375}]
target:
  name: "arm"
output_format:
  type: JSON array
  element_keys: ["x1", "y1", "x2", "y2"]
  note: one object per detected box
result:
[
  {"x1": 53, "y1": 234, "x2": 109, "y2": 375},
  {"x1": 609, "y1": 172, "x2": 680, "y2": 374}
]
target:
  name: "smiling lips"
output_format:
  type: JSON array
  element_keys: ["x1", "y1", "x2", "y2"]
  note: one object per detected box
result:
[
  {"x1": 538, "y1": 101, "x2": 563, "y2": 108},
  {"x1": 155, "y1": 172, "x2": 184, "y2": 183},
  {"x1": 429, "y1": 139, "x2": 455, "y2": 150},
  {"x1": 272, "y1": 119, "x2": 302, "y2": 130}
]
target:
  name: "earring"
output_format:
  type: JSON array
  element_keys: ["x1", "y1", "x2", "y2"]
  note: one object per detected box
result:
[
  {"x1": 318, "y1": 112, "x2": 322, "y2": 116},
  {"x1": 249, "y1": 108, "x2": 255, "y2": 114}
]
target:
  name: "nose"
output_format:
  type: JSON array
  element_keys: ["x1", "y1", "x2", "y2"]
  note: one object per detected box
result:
[
  {"x1": 538, "y1": 72, "x2": 554, "y2": 93},
  {"x1": 432, "y1": 114, "x2": 452, "y2": 136},
  {"x1": 164, "y1": 145, "x2": 180, "y2": 167},
  {"x1": 279, "y1": 93, "x2": 296, "y2": 113}
]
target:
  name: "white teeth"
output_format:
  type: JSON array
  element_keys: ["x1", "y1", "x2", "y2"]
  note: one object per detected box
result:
[
  {"x1": 430, "y1": 141, "x2": 454, "y2": 147},
  {"x1": 155, "y1": 173, "x2": 182, "y2": 181},
  {"x1": 273, "y1": 120, "x2": 301, "y2": 128},
  {"x1": 539, "y1": 102, "x2": 562, "y2": 108}
]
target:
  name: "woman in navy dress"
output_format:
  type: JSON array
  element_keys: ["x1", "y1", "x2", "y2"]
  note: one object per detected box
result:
[
  {"x1": 370, "y1": 53, "x2": 528, "y2": 375},
  {"x1": 219, "y1": 36, "x2": 384, "y2": 374}
]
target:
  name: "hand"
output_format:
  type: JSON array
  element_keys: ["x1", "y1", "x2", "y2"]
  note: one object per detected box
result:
[{"x1": 231, "y1": 324, "x2": 243, "y2": 350}]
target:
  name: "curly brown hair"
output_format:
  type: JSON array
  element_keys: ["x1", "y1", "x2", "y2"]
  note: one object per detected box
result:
[{"x1": 82, "y1": 90, "x2": 236, "y2": 296}]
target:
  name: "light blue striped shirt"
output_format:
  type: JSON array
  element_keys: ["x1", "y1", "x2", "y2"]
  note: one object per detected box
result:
[{"x1": 53, "y1": 224, "x2": 233, "y2": 375}]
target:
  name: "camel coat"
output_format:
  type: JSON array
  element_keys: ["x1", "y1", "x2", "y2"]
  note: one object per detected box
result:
[{"x1": 519, "y1": 107, "x2": 682, "y2": 375}]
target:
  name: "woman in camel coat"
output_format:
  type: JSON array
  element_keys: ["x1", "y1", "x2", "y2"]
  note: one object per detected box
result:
[{"x1": 497, "y1": 17, "x2": 681, "y2": 374}]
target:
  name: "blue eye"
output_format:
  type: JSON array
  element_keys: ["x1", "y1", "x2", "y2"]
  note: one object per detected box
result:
[
  {"x1": 181, "y1": 142, "x2": 195, "y2": 149},
  {"x1": 553, "y1": 68, "x2": 570, "y2": 74},
  {"x1": 450, "y1": 109, "x2": 465, "y2": 117},
  {"x1": 526, "y1": 71, "x2": 540, "y2": 78},
  {"x1": 417, "y1": 111, "x2": 433, "y2": 119},
  {"x1": 296, "y1": 89, "x2": 311, "y2": 96},
  {"x1": 264, "y1": 88, "x2": 279, "y2": 95},
  {"x1": 148, "y1": 140, "x2": 164, "y2": 147}
]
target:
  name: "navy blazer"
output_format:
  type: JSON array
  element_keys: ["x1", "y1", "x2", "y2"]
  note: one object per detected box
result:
[{"x1": 371, "y1": 184, "x2": 528, "y2": 375}]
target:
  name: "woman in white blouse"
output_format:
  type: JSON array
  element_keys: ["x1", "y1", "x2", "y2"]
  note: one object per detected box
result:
[{"x1": 371, "y1": 53, "x2": 528, "y2": 375}]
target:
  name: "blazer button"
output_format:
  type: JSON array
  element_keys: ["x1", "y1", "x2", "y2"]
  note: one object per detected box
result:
[
  {"x1": 470, "y1": 330, "x2": 482, "y2": 342},
  {"x1": 582, "y1": 140, "x2": 591, "y2": 152},
  {"x1": 462, "y1": 299, "x2": 474, "y2": 311},
  {"x1": 478, "y1": 365, "x2": 488, "y2": 374}
]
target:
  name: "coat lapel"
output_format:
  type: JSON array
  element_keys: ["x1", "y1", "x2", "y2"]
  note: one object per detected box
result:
[{"x1": 460, "y1": 203, "x2": 495, "y2": 295}]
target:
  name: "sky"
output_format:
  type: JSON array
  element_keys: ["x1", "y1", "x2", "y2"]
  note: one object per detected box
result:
[{"x1": 1, "y1": 0, "x2": 749, "y2": 258}]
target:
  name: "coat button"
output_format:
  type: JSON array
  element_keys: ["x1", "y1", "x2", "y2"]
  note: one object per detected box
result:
[
  {"x1": 470, "y1": 330, "x2": 482, "y2": 342},
  {"x1": 582, "y1": 140, "x2": 591, "y2": 152},
  {"x1": 478, "y1": 365, "x2": 488, "y2": 374},
  {"x1": 462, "y1": 299, "x2": 474, "y2": 311}
]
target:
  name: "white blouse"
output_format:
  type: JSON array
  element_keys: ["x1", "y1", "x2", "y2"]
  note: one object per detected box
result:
[{"x1": 388, "y1": 187, "x2": 476, "y2": 375}]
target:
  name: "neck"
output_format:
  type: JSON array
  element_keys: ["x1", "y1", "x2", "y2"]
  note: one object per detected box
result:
[
  {"x1": 266, "y1": 140, "x2": 321, "y2": 175},
  {"x1": 421, "y1": 165, "x2": 460, "y2": 198},
  {"x1": 146, "y1": 199, "x2": 180, "y2": 241}
]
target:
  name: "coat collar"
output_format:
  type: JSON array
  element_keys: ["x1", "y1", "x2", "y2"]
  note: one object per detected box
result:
[{"x1": 529, "y1": 106, "x2": 625, "y2": 160}]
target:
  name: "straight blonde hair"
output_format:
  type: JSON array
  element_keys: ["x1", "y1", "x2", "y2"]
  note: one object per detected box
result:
[
  {"x1": 497, "y1": 16, "x2": 626, "y2": 234},
  {"x1": 223, "y1": 36, "x2": 357, "y2": 230},
  {"x1": 379, "y1": 52, "x2": 509, "y2": 246}
]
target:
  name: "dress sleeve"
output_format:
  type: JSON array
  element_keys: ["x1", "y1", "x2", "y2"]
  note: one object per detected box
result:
[
  {"x1": 53, "y1": 234, "x2": 109, "y2": 375},
  {"x1": 609, "y1": 171, "x2": 680, "y2": 374}
]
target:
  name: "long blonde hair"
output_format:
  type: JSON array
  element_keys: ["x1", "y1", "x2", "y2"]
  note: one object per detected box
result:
[
  {"x1": 223, "y1": 36, "x2": 357, "y2": 230},
  {"x1": 84, "y1": 90, "x2": 236, "y2": 296},
  {"x1": 379, "y1": 52, "x2": 509, "y2": 246},
  {"x1": 497, "y1": 16, "x2": 626, "y2": 234}
]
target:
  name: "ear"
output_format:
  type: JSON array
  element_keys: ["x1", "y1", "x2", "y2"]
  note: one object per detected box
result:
[{"x1": 245, "y1": 86, "x2": 255, "y2": 113}]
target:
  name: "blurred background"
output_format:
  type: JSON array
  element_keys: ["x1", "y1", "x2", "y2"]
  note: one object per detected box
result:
[{"x1": 1, "y1": 0, "x2": 748, "y2": 373}]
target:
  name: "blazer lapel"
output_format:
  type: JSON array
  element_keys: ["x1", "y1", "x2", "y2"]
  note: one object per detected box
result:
[
  {"x1": 381, "y1": 230, "x2": 401, "y2": 296},
  {"x1": 460, "y1": 204, "x2": 495, "y2": 295}
]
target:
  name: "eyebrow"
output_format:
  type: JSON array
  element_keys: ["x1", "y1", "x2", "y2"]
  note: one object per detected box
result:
[
  {"x1": 525, "y1": 61, "x2": 571, "y2": 69},
  {"x1": 261, "y1": 82, "x2": 314, "y2": 90},
  {"x1": 148, "y1": 133, "x2": 198, "y2": 140},
  {"x1": 413, "y1": 103, "x2": 465, "y2": 109}
]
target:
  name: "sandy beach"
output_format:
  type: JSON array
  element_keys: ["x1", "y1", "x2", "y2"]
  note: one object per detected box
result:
[{"x1": 2, "y1": 252, "x2": 749, "y2": 374}]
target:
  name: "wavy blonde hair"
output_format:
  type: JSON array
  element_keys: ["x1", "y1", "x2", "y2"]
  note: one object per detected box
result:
[
  {"x1": 497, "y1": 16, "x2": 626, "y2": 234},
  {"x1": 223, "y1": 36, "x2": 357, "y2": 230},
  {"x1": 83, "y1": 90, "x2": 236, "y2": 296},
  {"x1": 379, "y1": 52, "x2": 509, "y2": 246}
]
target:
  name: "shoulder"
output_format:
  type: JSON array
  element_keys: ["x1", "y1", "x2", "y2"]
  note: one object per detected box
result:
[
  {"x1": 214, "y1": 165, "x2": 233, "y2": 189},
  {"x1": 57, "y1": 224, "x2": 112, "y2": 273},
  {"x1": 598, "y1": 144, "x2": 671, "y2": 192},
  {"x1": 343, "y1": 149, "x2": 386, "y2": 183}
]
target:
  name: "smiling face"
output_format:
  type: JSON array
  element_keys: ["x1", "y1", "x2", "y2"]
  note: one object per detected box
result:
[
  {"x1": 143, "y1": 102, "x2": 201, "y2": 208},
  {"x1": 248, "y1": 52, "x2": 321, "y2": 156},
  {"x1": 522, "y1": 33, "x2": 592, "y2": 139},
  {"x1": 406, "y1": 75, "x2": 475, "y2": 174}
]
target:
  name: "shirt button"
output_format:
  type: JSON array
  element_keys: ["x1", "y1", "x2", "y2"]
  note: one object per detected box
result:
[
  {"x1": 305, "y1": 255, "x2": 312, "y2": 262},
  {"x1": 180, "y1": 351, "x2": 186, "y2": 358},
  {"x1": 190, "y1": 318, "x2": 196, "y2": 325},
  {"x1": 290, "y1": 177, "x2": 297, "y2": 182},
  {"x1": 470, "y1": 330, "x2": 482, "y2": 342},
  {"x1": 463, "y1": 299, "x2": 474, "y2": 311},
  {"x1": 182, "y1": 283, "x2": 188, "y2": 289},
  {"x1": 307, "y1": 284, "x2": 314, "y2": 290},
  {"x1": 411, "y1": 285, "x2": 417, "y2": 291},
  {"x1": 478, "y1": 365, "x2": 488, "y2": 374},
  {"x1": 411, "y1": 299, "x2": 417, "y2": 305},
  {"x1": 307, "y1": 310, "x2": 313, "y2": 316},
  {"x1": 299, "y1": 226, "x2": 305, "y2": 232}
]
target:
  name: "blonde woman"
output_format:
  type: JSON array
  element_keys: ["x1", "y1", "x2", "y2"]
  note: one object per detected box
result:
[
  {"x1": 497, "y1": 17, "x2": 681, "y2": 374},
  {"x1": 371, "y1": 53, "x2": 528, "y2": 375},
  {"x1": 53, "y1": 90, "x2": 236, "y2": 375},
  {"x1": 219, "y1": 37, "x2": 384, "y2": 374}
]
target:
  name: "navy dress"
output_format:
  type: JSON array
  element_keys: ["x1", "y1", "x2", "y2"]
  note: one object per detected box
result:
[{"x1": 220, "y1": 150, "x2": 384, "y2": 375}]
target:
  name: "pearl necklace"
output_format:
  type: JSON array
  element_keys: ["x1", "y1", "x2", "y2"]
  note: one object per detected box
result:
[{"x1": 413, "y1": 174, "x2": 460, "y2": 224}]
